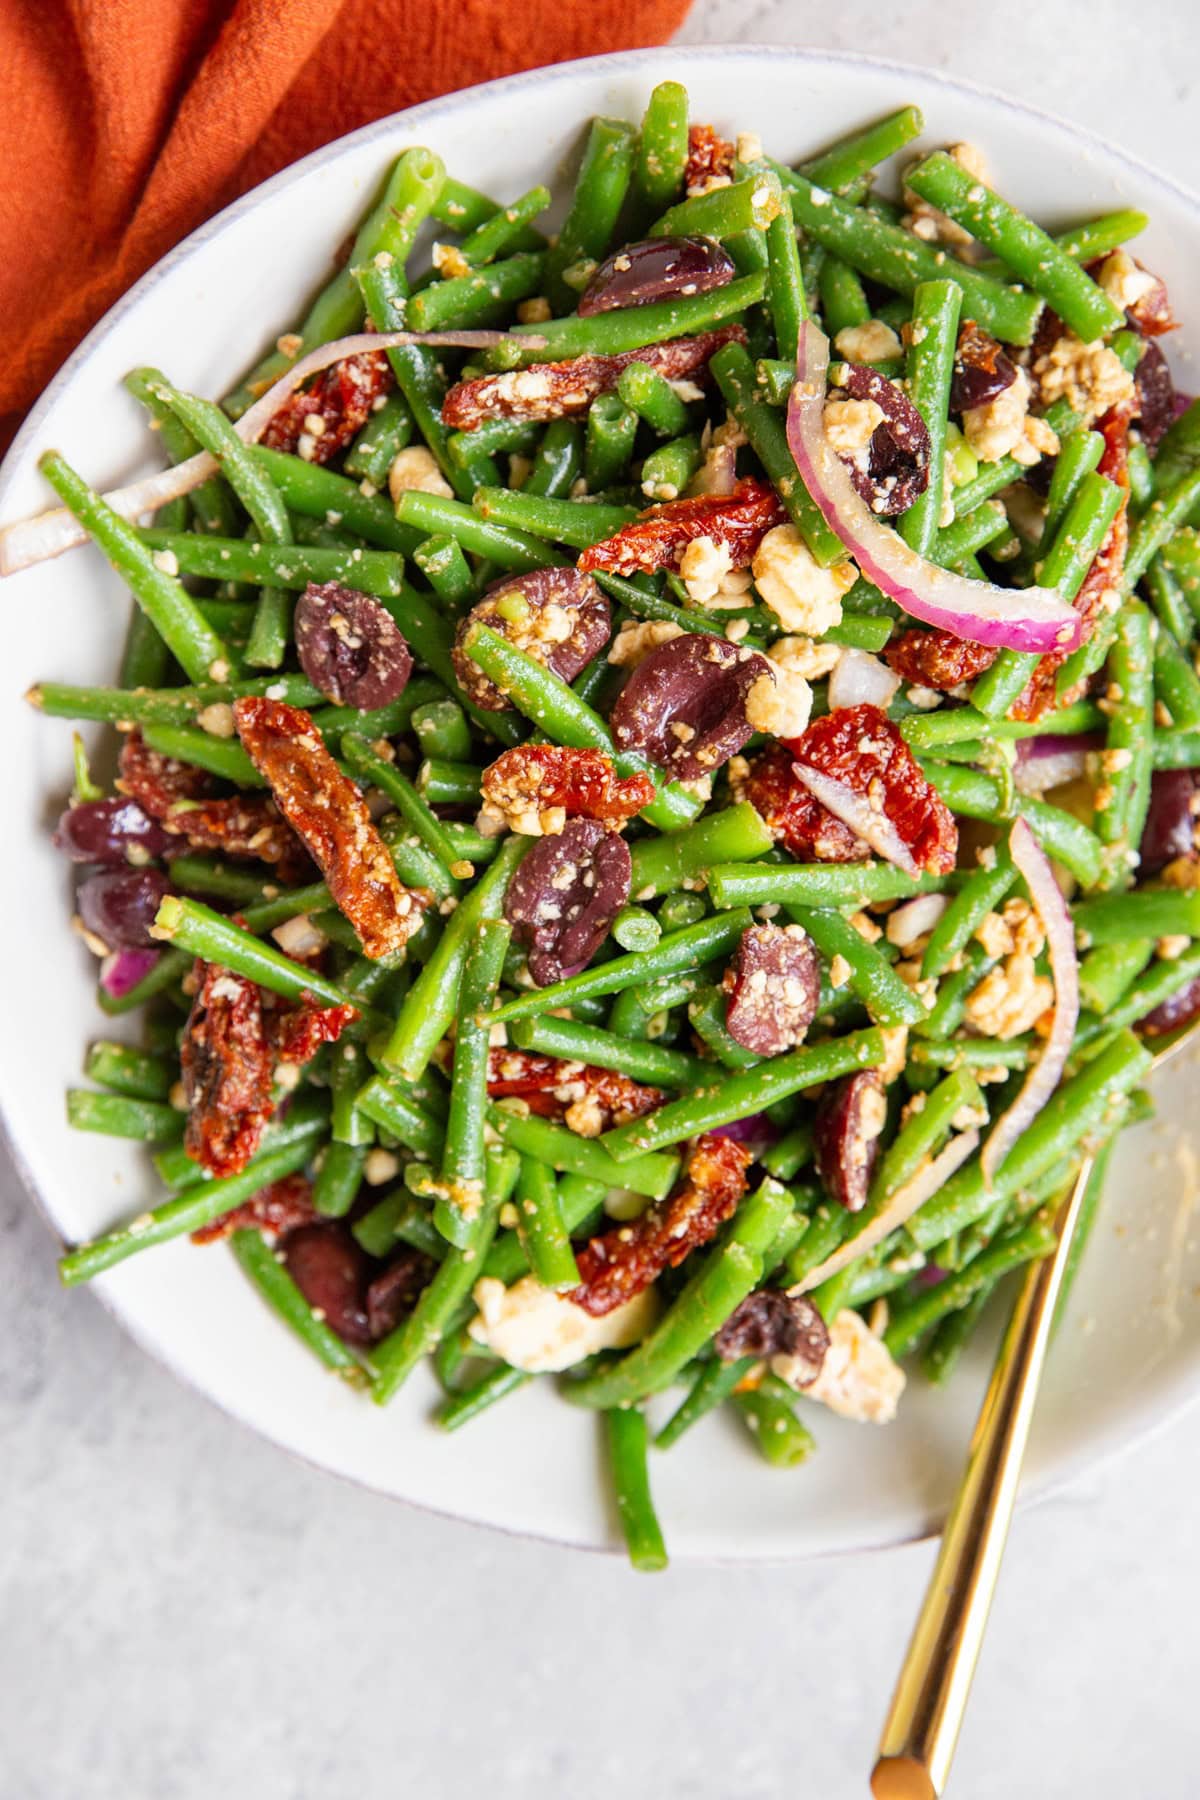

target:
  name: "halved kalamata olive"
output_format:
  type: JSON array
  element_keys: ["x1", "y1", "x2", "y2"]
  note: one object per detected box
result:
[
  {"x1": 283, "y1": 1222, "x2": 372, "y2": 1345},
  {"x1": 813, "y1": 1068, "x2": 888, "y2": 1213},
  {"x1": 610, "y1": 633, "x2": 770, "y2": 781},
  {"x1": 366, "y1": 1248, "x2": 437, "y2": 1340},
  {"x1": 950, "y1": 318, "x2": 1018, "y2": 414},
  {"x1": 1142, "y1": 974, "x2": 1200, "y2": 1038},
  {"x1": 1138, "y1": 770, "x2": 1199, "y2": 876},
  {"x1": 453, "y1": 568, "x2": 610, "y2": 712},
  {"x1": 77, "y1": 867, "x2": 172, "y2": 949},
  {"x1": 1134, "y1": 340, "x2": 1176, "y2": 451},
  {"x1": 714, "y1": 1289, "x2": 830, "y2": 1380},
  {"x1": 724, "y1": 923, "x2": 820, "y2": 1056},
  {"x1": 54, "y1": 797, "x2": 171, "y2": 866},
  {"x1": 504, "y1": 818, "x2": 631, "y2": 986},
  {"x1": 832, "y1": 362, "x2": 931, "y2": 516},
  {"x1": 577, "y1": 235, "x2": 737, "y2": 317},
  {"x1": 294, "y1": 580, "x2": 413, "y2": 710}
]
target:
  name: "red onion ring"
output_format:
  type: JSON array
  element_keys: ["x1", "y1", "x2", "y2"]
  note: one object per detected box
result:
[
  {"x1": 790, "y1": 759, "x2": 920, "y2": 877},
  {"x1": 784, "y1": 321, "x2": 1083, "y2": 655},
  {"x1": 980, "y1": 817, "x2": 1079, "y2": 1183}
]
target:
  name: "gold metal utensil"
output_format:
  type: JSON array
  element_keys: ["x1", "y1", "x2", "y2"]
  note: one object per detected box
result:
[{"x1": 871, "y1": 1026, "x2": 1197, "y2": 1799}]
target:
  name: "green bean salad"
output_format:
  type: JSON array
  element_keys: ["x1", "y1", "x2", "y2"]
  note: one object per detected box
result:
[{"x1": 12, "y1": 87, "x2": 1200, "y2": 1569}]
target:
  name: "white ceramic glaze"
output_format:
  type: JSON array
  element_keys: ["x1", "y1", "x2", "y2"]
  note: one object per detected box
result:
[{"x1": 3, "y1": 46, "x2": 1199, "y2": 1563}]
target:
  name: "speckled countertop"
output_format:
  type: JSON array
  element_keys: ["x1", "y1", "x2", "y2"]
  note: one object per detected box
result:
[{"x1": 4, "y1": 5, "x2": 1198, "y2": 1795}]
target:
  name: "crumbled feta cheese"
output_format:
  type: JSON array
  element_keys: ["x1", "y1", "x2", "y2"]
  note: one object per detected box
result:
[
  {"x1": 363, "y1": 1148, "x2": 400, "y2": 1186},
  {"x1": 516, "y1": 295, "x2": 553, "y2": 324},
  {"x1": 679, "y1": 534, "x2": 734, "y2": 604},
  {"x1": 607, "y1": 618, "x2": 685, "y2": 668},
  {"x1": 1033, "y1": 331, "x2": 1136, "y2": 424},
  {"x1": 1097, "y1": 249, "x2": 1159, "y2": 313},
  {"x1": 903, "y1": 142, "x2": 991, "y2": 249},
  {"x1": 152, "y1": 548, "x2": 179, "y2": 577},
  {"x1": 736, "y1": 131, "x2": 764, "y2": 164},
  {"x1": 962, "y1": 366, "x2": 1056, "y2": 467},
  {"x1": 744, "y1": 651, "x2": 813, "y2": 739},
  {"x1": 767, "y1": 635, "x2": 843, "y2": 680},
  {"x1": 271, "y1": 914, "x2": 329, "y2": 959},
  {"x1": 822, "y1": 396, "x2": 885, "y2": 471},
  {"x1": 468, "y1": 1275, "x2": 659, "y2": 1372},
  {"x1": 388, "y1": 444, "x2": 453, "y2": 502},
  {"x1": 431, "y1": 241, "x2": 472, "y2": 280},
  {"x1": 752, "y1": 524, "x2": 856, "y2": 635},
  {"x1": 775, "y1": 1308, "x2": 905, "y2": 1423},
  {"x1": 964, "y1": 953, "x2": 1054, "y2": 1039},
  {"x1": 834, "y1": 319, "x2": 903, "y2": 365},
  {"x1": 196, "y1": 702, "x2": 235, "y2": 739}
]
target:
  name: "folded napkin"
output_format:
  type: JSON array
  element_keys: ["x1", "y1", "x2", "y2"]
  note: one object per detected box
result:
[{"x1": 0, "y1": 0, "x2": 692, "y2": 447}]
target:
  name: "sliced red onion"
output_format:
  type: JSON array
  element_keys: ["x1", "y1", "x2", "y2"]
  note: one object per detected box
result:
[
  {"x1": 790, "y1": 1128, "x2": 981, "y2": 1294},
  {"x1": 885, "y1": 892, "x2": 949, "y2": 949},
  {"x1": 99, "y1": 946, "x2": 160, "y2": 999},
  {"x1": 790, "y1": 759, "x2": 919, "y2": 877},
  {"x1": 785, "y1": 322, "x2": 1083, "y2": 655},
  {"x1": 1013, "y1": 732, "x2": 1101, "y2": 795},
  {"x1": 827, "y1": 646, "x2": 900, "y2": 712},
  {"x1": 980, "y1": 818, "x2": 1079, "y2": 1184},
  {"x1": 0, "y1": 328, "x2": 538, "y2": 576}
]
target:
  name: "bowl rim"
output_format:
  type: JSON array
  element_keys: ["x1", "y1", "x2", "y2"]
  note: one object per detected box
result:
[{"x1": 4, "y1": 42, "x2": 1200, "y2": 1563}]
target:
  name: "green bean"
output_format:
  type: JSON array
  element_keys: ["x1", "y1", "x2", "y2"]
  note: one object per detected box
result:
[
  {"x1": 687, "y1": 986, "x2": 759, "y2": 1071},
  {"x1": 66, "y1": 1090, "x2": 182, "y2": 1143},
  {"x1": 632, "y1": 81, "x2": 689, "y2": 220},
  {"x1": 640, "y1": 433, "x2": 702, "y2": 502},
  {"x1": 761, "y1": 1123, "x2": 815, "y2": 1183},
  {"x1": 1150, "y1": 400, "x2": 1200, "y2": 505},
  {"x1": 606, "y1": 965, "x2": 719, "y2": 1040},
  {"x1": 1079, "y1": 942, "x2": 1200, "y2": 1041},
  {"x1": 119, "y1": 605, "x2": 172, "y2": 689},
  {"x1": 899, "y1": 279, "x2": 963, "y2": 559},
  {"x1": 708, "y1": 862, "x2": 954, "y2": 910},
  {"x1": 656, "y1": 891, "x2": 708, "y2": 932},
  {"x1": 417, "y1": 759, "x2": 482, "y2": 807},
  {"x1": 605, "y1": 1408, "x2": 668, "y2": 1571},
  {"x1": 138, "y1": 722, "x2": 261, "y2": 787},
  {"x1": 380, "y1": 836, "x2": 527, "y2": 1078},
  {"x1": 1125, "y1": 468, "x2": 1200, "y2": 591},
  {"x1": 512, "y1": 1157, "x2": 579, "y2": 1291},
  {"x1": 818, "y1": 254, "x2": 871, "y2": 336},
  {"x1": 485, "y1": 1105, "x2": 678, "y2": 1200},
  {"x1": 354, "y1": 1075, "x2": 445, "y2": 1160},
  {"x1": 615, "y1": 360, "x2": 692, "y2": 440},
  {"x1": 124, "y1": 366, "x2": 240, "y2": 538},
  {"x1": 776, "y1": 169, "x2": 1042, "y2": 344},
  {"x1": 524, "y1": 419, "x2": 585, "y2": 500},
  {"x1": 731, "y1": 1375, "x2": 817, "y2": 1468},
  {"x1": 904, "y1": 153, "x2": 1121, "y2": 342},
  {"x1": 1153, "y1": 727, "x2": 1200, "y2": 769},
  {"x1": 493, "y1": 273, "x2": 767, "y2": 368},
  {"x1": 544, "y1": 117, "x2": 636, "y2": 312},
  {"x1": 438, "y1": 1363, "x2": 532, "y2": 1429},
  {"x1": 603, "y1": 1029, "x2": 884, "y2": 1160},
  {"x1": 84, "y1": 1041, "x2": 172, "y2": 1102},
  {"x1": 408, "y1": 252, "x2": 546, "y2": 332},
  {"x1": 1093, "y1": 600, "x2": 1154, "y2": 886},
  {"x1": 152, "y1": 897, "x2": 364, "y2": 1012},
  {"x1": 431, "y1": 176, "x2": 547, "y2": 248},
  {"x1": 1073, "y1": 889, "x2": 1200, "y2": 945},
  {"x1": 224, "y1": 147, "x2": 445, "y2": 415},
  {"x1": 969, "y1": 471, "x2": 1124, "y2": 718},
  {"x1": 59, "y1": 1126, "x2": 322, "y2": 1286},
  {"x1": 567, "y1": 1180, "x2": 793, "y2": 1409},
  {"x1": 473, "y1": 486, "x2": 635, "y2": 549},
  {"x1": 371, "y1": 1147, "x2": 518, "y2": 1403},
  {"x1": 919, "y1": 762, "x2": 1104, "y2": 888},
  {"x1": 871, "y1": 1068, "x2": 987, "y2": 1207},
  {"x1": 138, "y1": 528, "x2": 405, "y2": 600},
  {"x1": 1077, "y1": 940, "x2": 1156, "y2": 1014},
  {"x1": 252, "y1": 446, "x2": 420, "y2": 554},
  {"x1": 1144, "y1": 559, "x2": 1194, "y2": 645},
  {"x1": 395, "y1": 489, "x2": 559, "y2": 571},
  {"x1": 651, "y1": 171, "x2": 784, "y2": 243},
  {"x1": 901, "y1": 700, "x2": 1103, "y2": 752},
  {"x1": 482, "y1": 1174, "x2": 606, "y2": 1289},
  {"x1": 914, "y1": 942, "x2": 994, "y2": 1042},
  {"x1": 656, "y1": 1355, "x2": 756, "y2": 1448},
  {"x1": 435, "y1": 920, "x2": 510, "y2": 1245},
  {"x1": 1153, "y1": 622, "x2": 1200, "y2": 729},
  {"x1": 38, "y1": 453, "x2": 232, "y2": 684},
  {"x1": 887, "y1": 1212, "x2": 1058, "y2": 1358},
  {"x1": 354, "y1": 1188, "x2": 444, "y2": 1261},
  {"x1": 584, "y1": 394, "x2": 639, "y2": 491},
  {"x1": 797, "y1": 106, "x2": 924, "y2": 193},
  {"x1": 341, "y1": 734, "x2": 468, "y2": 879},
  {"x1": 1124, "y1": 440, "x2": 1155, "y2": 517},
  {"x1": 409, "y1": 539, "x2": 474, "y2": 620},
  {"x1": 343, "y1": 390, "x2": 414, "y2": 485},
  {"x1": 922, "y1": 845, "x2": 1016, "y2": 980},
  {"x1": 921, "y1": 1282, "x2": 995, "y2": 1385},
  {"x1": 450, "y1": 184, "x2": 551, "y2": 269},
  {"x1": 790, "y1": 906, "x2": 927, "y2": 1027},
  {"x1": 762, "y1": 188, "x2": 807, "y2": 362},
  {"x1": 711, "y1": 339, "x2": 847, "y2": 565},
  {"x1": 230, "y1": 1226, "x2": 366, "y2": 1376},
  {"x1": 30, "y1": 673, "x2": 329, "y2": 730},
  {"x1": 412, "y1": 698, "x2": 472, "y2": 763},
  {"x1": 508, "y1": 1015, "x2": 708, "y2": 1090},
  {"x1": 376, "y1": 582, "x2": 523, "y2": 744},
  {"x1": 908, "y1": 1029, "x2": 1150, "y2": 1251},
  {"x1": 610, "y1": 905, "x2": 662, "y2": 954}
]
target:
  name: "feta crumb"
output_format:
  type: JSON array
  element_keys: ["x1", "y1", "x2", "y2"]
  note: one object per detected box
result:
[
  {"x1": 388, "y1": 445, "x2": 453, "y2": 503},
  {"x1": 679, "y1": 534, "x2": 734, "y2": 604},
  {"x1": 607, "y1": 618, "x2": 685, "y2": 668},
  {"x1": 363, "y1": 1148, "x2": 400, "y2": 1186},
  {"x1": 964, "y1": 953, "x2": 1054, "y2": 1039},
  {"x1": 962, "y1": 366, "x2": 1055, "y2": 467},
  {"x1": 744, "y1": 651, "x2": 813, "y2": 739},
  {"x1": 752, "y1": 524, "x2": 856, "y2": 635},
  {"x1": 775, "y1": 1308, "x2": 905, "y2": 1423},
  {"x1": 152, "y1": 548, "x2": 179, "y2": 577},
  {"x1": 1097, "y1": 249, "x2": 1159, "y2": 313},
  {"x1": 517, "y1": 296, "x2": 553, "y2": 325},
  {"x1": 431, "y1": 241, "x2": 472, "y2": 280},
  {"x1": 196, "y1": 702, "x2": 235, "y2": 739},
  {"x1": 834, "y1": 319, "x2": 903, "y2": 365},
  {"x1": 1033, "y1": 330, "x2": 1136, "y2": 424},
  {"x1": 271, "y1": 913, "x2": 329, "y2": 959},
  {"x1": 468, "y1": 1275, "x2": 659, "y2": 1372}
]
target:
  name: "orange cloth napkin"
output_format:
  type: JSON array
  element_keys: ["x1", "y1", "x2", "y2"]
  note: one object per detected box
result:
[{"x1": 0, "y1": 0, "x2": 692, "y2": 448}]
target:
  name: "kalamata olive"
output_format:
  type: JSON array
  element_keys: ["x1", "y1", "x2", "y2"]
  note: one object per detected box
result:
[
  {"x1": 724, "y1": 923, "x2": 820, "y2": 1056},
  {"x1": 577, "y1": 235, "x2": 737, "y2": 317},
  {"x1": 714, "y1": 1290, "x2": 830, "y2": 1381},
  {"x1": 283, "y1": 1222, "x2": 372, "y2": 1345},
  {"x1": 813, "y1": 1068, "x2": 888, "y2": 1213},
  {"x1": 834, "y1": 363, "x2": 931, "y2": 516},
  {"x1": 504, "y1": 818, "x2": 630, "y2": 986},
  {"x1": 950, "y1": 318, "x2": 1018, "y2": 414},
  {"x1": 1134, "y1": 340, "x2": 1176, "y2": 451},
  {"x1": 365, "y1": 1249, "x2": 437, "y2": 1340},
  {"x1": 54, "y1": 796, "x2": 171, "y2": 866},
  {"x1": 77, "y1": 867, "x2": 172, "y2": 949},
  {"x1": 293, "y1": 580, "x2": 413, "y2": 710},
  {"x1": 1142, "y1": 974, "x2": 1200, "y2": 1038},
  {"x1": 454, "y1": 568, "x2": 610, "y2": 712},
  {"x1": 610, "y1": 633, "x2": 770, "y2": 781},
  {"x1": 1138, "y1": 770, "x2": 1200, "y2": 876}
]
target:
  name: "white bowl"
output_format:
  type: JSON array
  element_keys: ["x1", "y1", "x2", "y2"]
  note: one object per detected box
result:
[{"x1": 4, "y1": 45, "x2": 1200, "y2": 1562}]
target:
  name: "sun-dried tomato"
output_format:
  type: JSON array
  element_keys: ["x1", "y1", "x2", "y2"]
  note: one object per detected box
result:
[
  {"x1": 486, "y1": 1049, "x2": 664, "y2": 1133},
  {"x1": 759, "y1": 702, "x2": 957, "y2": 871},
  {"x1": 192, "y1": 1172, "x2": 317, "y2": 1245},
  {"x1": 180, "y1": 962, "x2": 276, "y2": 1177},
  {"x1": 884, "y1": 628, "x2": 998, "y2": 690},
  {"x1": 570, "y1": 1134, "x2": 752, "y2": 1317},
  {"x1": 578, "y1": 476, "x2": 785, "y2": 577},
  {"x1": 118, "y1": 729, "x2": 211, "y2": 815},
  {"x1": 480, "y1": 744, "x2": 654, "y2": 832},
  {"x1": 232, "y1": 697, "x2": 429, "y2": 959},
  {"x1": 1012, "y1": 402, "x2": 1132, "y2": 720},
  {"x1": 270, "y1": 995, "x2": 359, "y2": 1064},
  {"x1": 743, "y1": 740, "x2": 871, "y2": 863},
  {"x1": 684, "y1": 123, "x2": 736, "y2": 195},
  {"x1": 118, "y1": 729, "x2": 309, "y2": 878},
  {"x1": 260, "y1": 350, "x2": 393, "y2": 465},
  {"x1": 442, "y1": 326, "x2": 745, "y2": 430}
]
